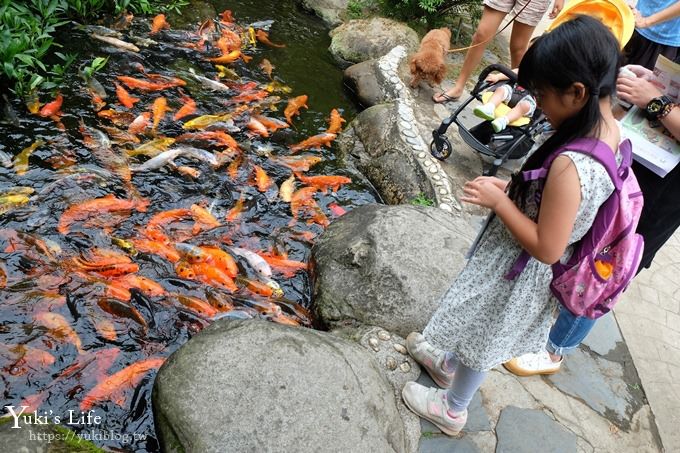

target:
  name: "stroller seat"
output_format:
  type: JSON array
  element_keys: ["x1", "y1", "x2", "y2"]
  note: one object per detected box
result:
[{"x1": 430, "y1": 64, "x2": 551, "y2": 176}]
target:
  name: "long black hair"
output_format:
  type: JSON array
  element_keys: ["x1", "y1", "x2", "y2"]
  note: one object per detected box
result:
[{"x1": 508, "y1": 15, "x2": 622, "y2": 205}]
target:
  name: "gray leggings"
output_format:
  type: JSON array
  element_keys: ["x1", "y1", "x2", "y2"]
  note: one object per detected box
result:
[{"x1": 443, "y1": 352, "x2": 487, "y2": 413}]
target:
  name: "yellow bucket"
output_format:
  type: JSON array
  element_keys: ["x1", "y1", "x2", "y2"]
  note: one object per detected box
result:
[{"x1": 546, "y1": 0, "x2": 635, "y2": 48}]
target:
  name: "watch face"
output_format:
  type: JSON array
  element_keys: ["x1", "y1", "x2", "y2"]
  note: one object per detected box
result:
[{"x1": 649, "y1": 100, "x2": 663, "y2": 113}]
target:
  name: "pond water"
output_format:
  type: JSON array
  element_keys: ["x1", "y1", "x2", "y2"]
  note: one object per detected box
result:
[{"x1": 0, "y1": 2, "x2": 378, "y2": 451}]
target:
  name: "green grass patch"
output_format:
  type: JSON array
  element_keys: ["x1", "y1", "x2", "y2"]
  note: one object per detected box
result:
[{"x1": 410, "y1": 193, "x2": 435, "y2": 207}]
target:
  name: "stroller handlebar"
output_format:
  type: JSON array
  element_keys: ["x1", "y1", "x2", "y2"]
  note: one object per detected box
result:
[{"x1": 473, "y1": 64, "x2": 518, "y2": 95}]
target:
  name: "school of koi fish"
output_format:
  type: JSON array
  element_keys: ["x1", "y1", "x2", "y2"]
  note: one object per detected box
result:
[{"x1": 0, "y1": 9, "x2": 376, "y2": 451}]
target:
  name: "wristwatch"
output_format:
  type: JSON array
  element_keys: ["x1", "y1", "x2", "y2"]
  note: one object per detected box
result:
[{"x1": 645, "y1": 95, "x2": 673, "y2": 121}]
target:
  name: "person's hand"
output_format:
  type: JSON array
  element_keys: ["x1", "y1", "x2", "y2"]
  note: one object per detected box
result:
[
  {"x1": 617, "y1": 76, "x2": 664, "y2": 108},
  {"x1": 623, "y1": 64, "x2": 658, "y2": 82},
  {"x1": 461, "y1": 177, "x2": 508, "y2": 209},
  {"x1": 633, "y1": 8, "x2": 652, "y2": 28},
  {"x1": 485, "y1": 72, "x2": 509, "y2": 84},
  {"x1": 549, "y1": 0, "x2": 565, "y2": 19}
]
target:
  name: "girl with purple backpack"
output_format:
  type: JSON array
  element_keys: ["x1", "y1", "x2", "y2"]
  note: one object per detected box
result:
[{"x1": 401, "y1": 16, "x2": 630, "y2": 435}]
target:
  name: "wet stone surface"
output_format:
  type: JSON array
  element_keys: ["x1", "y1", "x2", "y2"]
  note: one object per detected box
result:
[{"x1": 495, "y1": 406, "x2": 577, "y2": 453}]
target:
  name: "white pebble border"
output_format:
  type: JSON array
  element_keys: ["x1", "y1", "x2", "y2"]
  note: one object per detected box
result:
[{"x1": 376, "y1": 46, "x2": 462, "y2": 213}]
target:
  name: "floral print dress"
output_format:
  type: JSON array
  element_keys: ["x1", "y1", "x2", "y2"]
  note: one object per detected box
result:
[{"x1": 423, "y1": 151, "x2": 616, "y2": 371}]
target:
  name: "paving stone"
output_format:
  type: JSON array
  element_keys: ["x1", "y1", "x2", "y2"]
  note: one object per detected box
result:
[
  {"x1": 581, "y1": 313, "x2": 621, "y2": 356},
  {"x1": 495, "y1": 406, "x2": 576, "y2": 453},
  {"x1": 546, "y1": 347, "x2": 642, "y2": 430},
  {"x1": 419, "y1": 435, "x2": 478, "y2": 452},
  {"x1": 416, "y1": 373, "x2": 491, "y2": 433},
  {"x1": 667, "y1": 311, "x2": 680, "y2": 330}
]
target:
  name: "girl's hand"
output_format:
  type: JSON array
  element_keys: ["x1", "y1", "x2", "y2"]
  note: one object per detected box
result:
[
  {"x1": 549, "y1": 0, "x2": 565, "y2": 19},
  {"x1": 633, "y1": 8, "x2": 651, "y2": 28},
  {"x1": 617, "y1": 75, "x2": 664, "y2": 108},
  {"x1": 461, "y1": 177, "x2": 508, "y2": 209},
  {"x1": 473, "y1": 176, "x2": 509, "y2": 191}
]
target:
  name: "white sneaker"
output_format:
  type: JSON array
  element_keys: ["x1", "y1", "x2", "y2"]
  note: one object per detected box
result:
[
  {"x1": 473, "y1": 102, "x2": 496, "y2": 121},
  {"x1": 491, "y1": 116, "x2": 509, "y2": 133},
  {"x1": 406, "y1": 332, "x2": 454, "y2": 388},
  {"x1": 402, "y1": 382, "x2": 468, "y2": 436},
  {"x1": 503, "y1": 350, "x2": 562, "y2": 376}
]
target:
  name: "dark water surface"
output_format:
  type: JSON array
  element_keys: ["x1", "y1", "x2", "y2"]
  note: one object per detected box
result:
[{"x1": 0, "y1": 2, "x2": 377, "y2": 451}]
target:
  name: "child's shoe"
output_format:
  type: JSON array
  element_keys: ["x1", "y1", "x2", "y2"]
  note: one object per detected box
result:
[
  {"x1": 491, "y1": 116, "x2": 509, "y2": 133},
  {"x1": 406, "y1": 332, "x2": 454, "y2": 388},
  {"x1": 473, "y1": 102, "x2": 496, "y2": 121},
  {"x1": 402, "y1": 382, "x2": 468, "y2": 436}
]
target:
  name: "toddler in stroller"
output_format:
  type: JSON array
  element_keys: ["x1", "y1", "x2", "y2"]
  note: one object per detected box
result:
[
  {"x1": 472, "y1": 73, "x2": 537, "y2": 133},
  {"x1": 430, "y1": 64, "x2": 551, "y2": 176}
]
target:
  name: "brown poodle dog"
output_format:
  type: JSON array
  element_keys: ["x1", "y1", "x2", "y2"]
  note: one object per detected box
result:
[{"x1": 409, "y1": 28, "x2": 451, "y2": 88}]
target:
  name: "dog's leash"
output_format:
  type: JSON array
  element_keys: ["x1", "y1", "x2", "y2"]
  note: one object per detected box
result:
[{"x1": 448, "y1": 0, "x2": 535, "y2": 53}]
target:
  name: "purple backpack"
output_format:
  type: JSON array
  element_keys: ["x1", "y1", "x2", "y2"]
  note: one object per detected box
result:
[{"x1": 505, "y1": 138, "x2": 644, "y2": 319}]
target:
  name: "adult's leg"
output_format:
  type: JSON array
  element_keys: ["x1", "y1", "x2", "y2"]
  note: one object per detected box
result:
[
  {"x1": 507, "y1": 20, "x2": 536, "y2": 67},
  {"x1": 435, "y1": 6, "x2": 507, "y2": 102}
]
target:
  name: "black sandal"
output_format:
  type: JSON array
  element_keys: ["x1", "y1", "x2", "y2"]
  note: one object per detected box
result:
[{"x1": 432, "y1": 92, "x2": 459, "y2": 104}]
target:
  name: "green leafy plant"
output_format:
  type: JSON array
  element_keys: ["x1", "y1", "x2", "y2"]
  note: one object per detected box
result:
[
  {"x1": 410, "y1": 193, "x2": 435, "y2": 207},
  {"x1": 0, "y1": 0, "x2": 188, "y2": 98},
  {"x1": 379, "y1": 0, "x2": 481, "y2": 28},
  {"x1": 347, "y1": 0, "x2": 365, "y2": 19},
  {"x1": 79, "y1": 56, "x2": 108, "y2": 81}
]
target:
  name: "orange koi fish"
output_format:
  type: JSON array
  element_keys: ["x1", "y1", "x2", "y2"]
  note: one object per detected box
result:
[
  {"x1": 1, "y1": 344, "x2": 55, "y2": 376},
  {"x1": 80, "y1": 357, "x2": 165, "y2": 410},
  {"x1": 279, "y1": 174, "x2": 296, "y2": 202},
  {"x1": 294, "y1": 173, "x2": 351, "y2": 193},
  {"x1": 326, "y1": 108, "x2": 346, "y2": 134},
  {"x1": 252, "y1": 165, "x2": 273, "y2": 192},
  {"x1": 284, "y1": 95, "x2": 308, "y2": 124},
  {"x1": 175, "y1": 260, "x2": 238, "y2": 292},
  {"x1": 236, "y1": 276, "x2": 273, "y2": 297},
  {"x1": 113, "y1": 274, "x2": 166, "y2": 297},
  {"x1": 247, "y1": 117, "x2": 269, "y2": 137},
  {"x1": 143, "y1": 208, "x2": 193, "y2": 241},
  {"x1": 230, "y1": 90, "x2": 269, "y2": 104},
  {"x1": 150, "y1": 14, "x2": 170, "y2": 34},
  {"x1": 169, "y1": 292, "x2": 219, "y2": 317},
  {"x1": 253, "y1": 114, "x2": 289, "y2": 132},
  {"x1": 174, "y1": 165, "x2": 200, "y2": 178},
  {"x1": 173, "y1": 94, "x2": 197, "y2": 121},
  {"x1": 97, "y1": 109, "x2": 137, "y2": 128},
  {"x1": 217, "y1": 31, "x2": 241, "y2": 54},
  {"x1": 115, "y1": 83, "x2": 140, "y2": 108},
  {"x1": 290, "y1": 187, "x2": 329, "y2": 227},
  {"x1": 20, "y1": 348, "x2": 120, "y2": 412},
  {"x1": 257, "y1": 252, "x2": 308, "y2": 277},
  {"x1": 70, "y1": 248, "x2": 139, "y2": 277},
  {"x1": 38, "y1": 94, "x2": 63, "y2": 117},
  {"x1": 207, "y1": 49, "x2": 242, "y2": 64},
  {"x1": 289, "y1": 132, "x2": 336, "y2": 152},
  {"x1": 177, "y1": 131, "x2": 240, "y2": 151},
  {"x1": 128, "y1": 112, "x2": 151, "y2": 135},
  {"x1": 219, "y1": 9, "x2": 235, "y2": 23},
  {"x1": 130, "y1": 238, "x2": 180, "y2": 263},
  {"x1": 190, "y1": 204, "x2": 221, "y2": 233},
  {"x1": 201, "y1": 246, "x2": 239, "y2": 278},
  {"x1": 272, "y1": 154, "x2": 322, "y2": 172},
  {"x1": 95, "y1": 318, "x2": 118, "y2": 341},
  {"x1": 101, "y1": 125, "x2": 141, "y2": 145},
  {"x1": 227, "y1": 153, "x2": 243, "y2": 180},
  {"x1": 255, "y1": 29, "x2": 285, "y2": 48},
  {"x1": 225, "y1": 194, "x2": 245, "y2": 221},
  {"x1": 151, "y1": 97, "x2": 169, "y2": 132},
  {"x1": 117, "y1": 75, "x2": 185, "y2": 92},
  {"x1": 58, "y1": 195, "x2": 148, "y2": 234},
  {"x1": 259, "y1": 59, "x2": 274, "y2": 78},
  {"x1": 35, "y1": 312, "x2": 85, "y2": 354}
]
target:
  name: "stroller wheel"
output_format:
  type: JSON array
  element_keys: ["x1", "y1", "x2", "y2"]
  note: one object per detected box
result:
[{"x1": 430, "y1": 136, "x2": 452, "y2": 161}]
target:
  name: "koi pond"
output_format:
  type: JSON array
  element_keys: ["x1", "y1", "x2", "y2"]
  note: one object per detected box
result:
[{"x1": 0, "y1": 1, "x2": 379, "y2": 451}]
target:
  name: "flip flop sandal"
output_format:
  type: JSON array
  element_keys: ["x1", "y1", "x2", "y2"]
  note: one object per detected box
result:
[{"x1": 432, "y1": 92, "x2": 458, "y2": 104}]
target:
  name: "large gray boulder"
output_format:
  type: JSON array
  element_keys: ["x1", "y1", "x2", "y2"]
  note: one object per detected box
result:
[
  {"x1": 297, "y1": 0, "x2": 350, "y2": 27},
  {"x1": 337, "y1": 102, "x2": 435, "y2": 204},
  {"x1": 312, "y1": 204, "x2": 475, "y2": 337},
  {"x1": 329, "y1": 18, "x2": 419, "y2": 67},
  {"x1": 153, "y1": 319, "x2": 409, "y2": 452}
]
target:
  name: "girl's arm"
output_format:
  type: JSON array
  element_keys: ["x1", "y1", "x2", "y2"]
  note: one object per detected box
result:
[{"x1": 462, "y1": 155, "x2": 581, "y2": 263}]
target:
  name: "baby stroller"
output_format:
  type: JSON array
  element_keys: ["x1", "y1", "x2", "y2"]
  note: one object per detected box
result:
[{"x1": 430, "y1": 64, "x2": 550, "y2": 176}]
